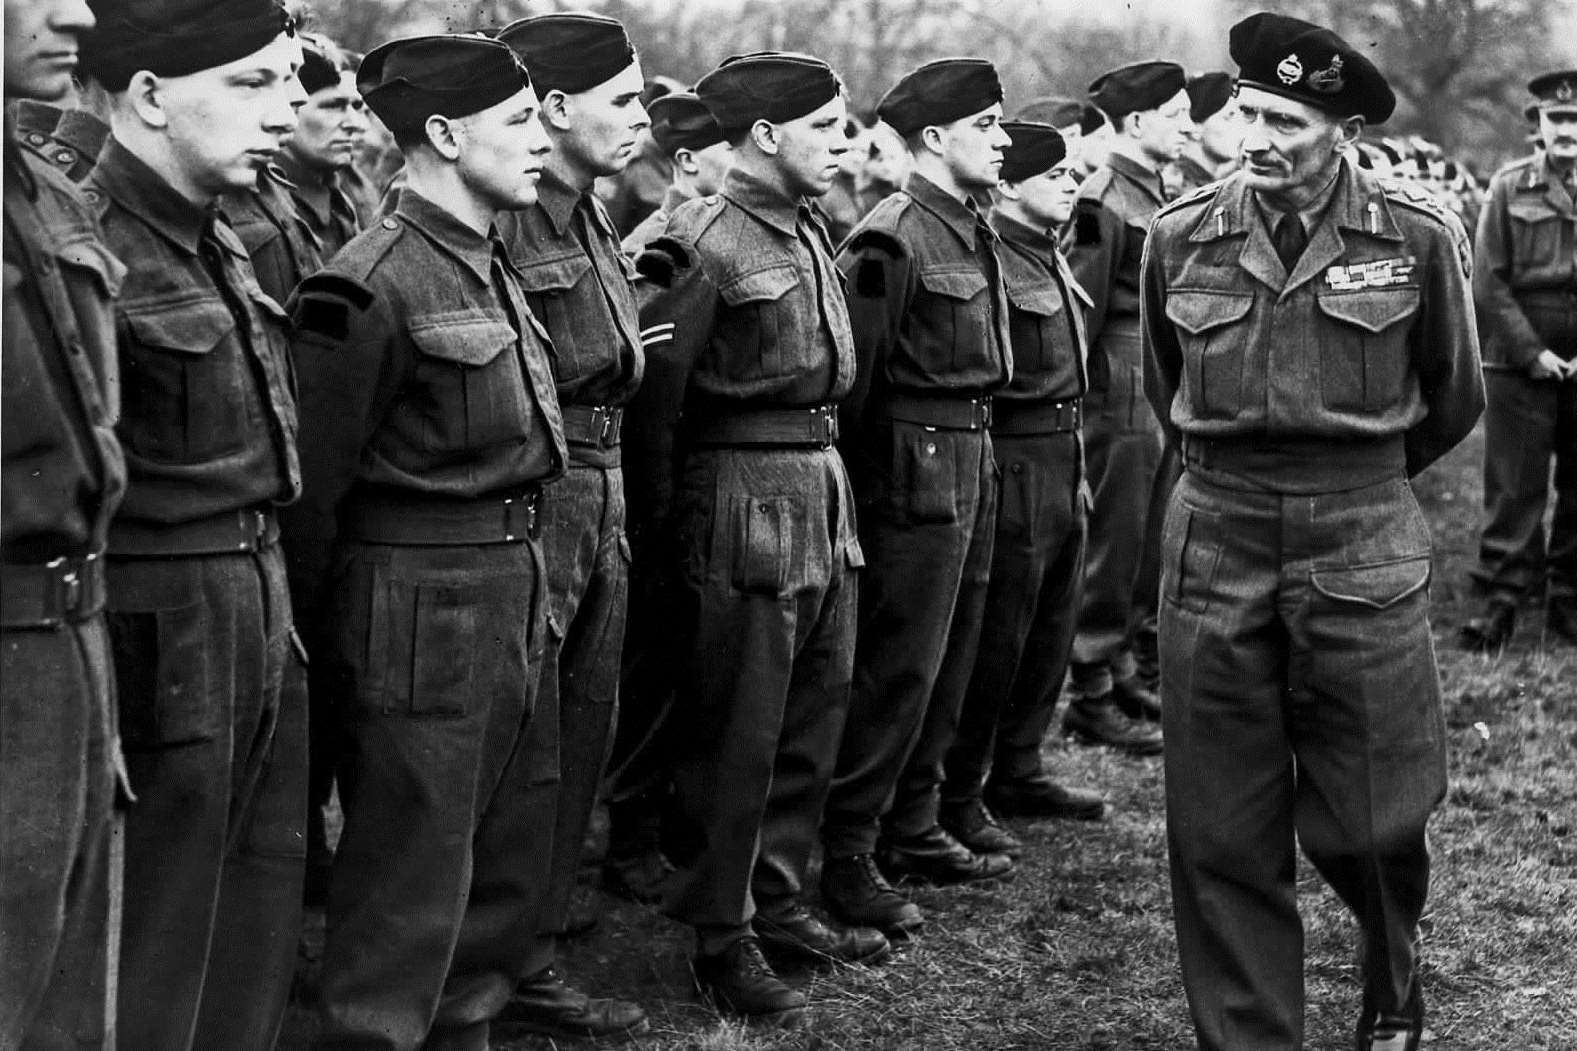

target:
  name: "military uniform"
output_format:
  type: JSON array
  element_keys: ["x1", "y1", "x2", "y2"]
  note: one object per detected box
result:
[
  {"x1": 1145, "y1": 111, "x2": 1483, "y2": 1051},
  {"x1": 1469, "y1": 151, "x2": 1577, "y2": 631},
  {"x1": 1, "y1": 126, "x2": 126, "y2": 1051},
  {"x1": 942, "y1": 206, "x2": 1091, "y2": 815},
  {"x1": 273, "y1": 147, "x2": 364, "y2": 260},
  {"x1": 12, "y1": 99, "x2": 112, "y2": 184},
  {"x1": 621, "y1": 183, "x2": 693, "y2": 255},
  {"x1": 89, "y1": 134, "x2": 309, "y2": 1051}
]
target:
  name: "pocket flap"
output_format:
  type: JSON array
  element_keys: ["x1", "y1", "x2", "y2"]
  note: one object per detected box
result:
[
  {"x1": 1508, "y1": 199, "x2": 1559, "y2": 224},
  {"x1": 55, "y1": 235, "x2": 126, "y2": 298},
  {"x1": 124, "y1": 295, "x2": 236, "y2": 355},
  {"x1": 1315, "y1": 289, "x2": 1419, "y2": 334},
  {"x1": 513, "y1": 251, "x2": 592, "y2": 294},
  {"x1": 719, "y1": 263, "x2": 800, "y2": 305},
  {"x1": 409, "y1": 312, "x2": 515, "y2": 367},
  {"x1": 1311, "y1": 556, "x2": 1430, "y2": 609},
  {"x1": 918, "y1": 266, "x2": 988, "y2": 301},
  {"x1": 1164, "y1": 289, "x2": 1254, "y2": 335},
  {"x1": 1005, "y1": 279, "x2": 1064, "y2": 317}
]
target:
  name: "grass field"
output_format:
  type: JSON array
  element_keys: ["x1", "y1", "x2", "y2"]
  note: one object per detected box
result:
[{"x1": 282, "y1": 424, "x2": 1577, "y2": 1050}]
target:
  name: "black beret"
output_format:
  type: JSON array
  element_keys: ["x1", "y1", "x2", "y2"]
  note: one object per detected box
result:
[
  {"x1": 648, "y1": 91, "x2": 725, "y2": 154},
  {"x1": 695, "y1": 52, "x2": 841, "y2": 137},
  {"x1": 997, "y1": 121, "x2": 1067, "y2": 183},
  {"x1": 298, "y1": 33, "x2": 341, "y2": 96},
  {"x1": 878, "y1": 58, "x2": 1003, "y2": 136},
  {"x1": 497, "y1": 12, "x2": 635, "y2": 96},
  {"x1": 1187, "y1": 72, "x2": 1235, "y2": 123},
  {"x1": 1229, "y1": 13, "x2": 1395, "y2": 124},
  {"x1": 80, "y1": 0, "x2": 293, "y2": 92},
  {"x1": 357, "y1": 35, "x2": 531, "y2": 134},
  {"x1": 1088, "y1": 61, "x2": 1186, "y2": 119},
  {"x1": 1528, "y1": 70, "x2": 1577, "y2": 113},
  {"x1": 1015, "y1": 95, "x2": 1102, "y2": 135}
]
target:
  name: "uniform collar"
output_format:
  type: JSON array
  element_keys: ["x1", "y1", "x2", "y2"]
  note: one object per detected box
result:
[
  {"x1": 395, "y1": 189, "x2": 499, "y2": 284},
  {"x1": 659, "y1": 183, "x2": 695, "y2": 215},
  {"x1": 989, "y1": 208, "x2": 1059, "y2": 255},
  {"x1": 53, "y1": 109, "x2": 110, "y2": 164},
  {"x1": 95, "y1": 136, "x2": 215, "y2": 256},
  {"x1": 722, "y1": 167, "x2": 804, "y2": 237},
  {"x1": 271, "y1": 147, "x2": 336, "y2": 192},
  {"x1": 906, "y1": 172, "x2": 984, "y2": 249},
  {"x1": 4, "y1": 115, "x2": 38, "y2": 201},
  {"x1": 1534, "y1": 152, "x2": 1576, "y2": 211},
  {"x1": 1105, "y1": 151, "x2": 1167, "y2": 206}
]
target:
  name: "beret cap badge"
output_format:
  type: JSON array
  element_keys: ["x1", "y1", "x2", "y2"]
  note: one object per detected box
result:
[
  {"x1": 1308, "y1": 55, "x2": 1344, "y2": 94},
  {"x1": 1560, "y1": 80, "x2": 1575, "y2": 103},
  {"x1": 1276, "y1": 54, "x2": 1303, "y2": 86}
]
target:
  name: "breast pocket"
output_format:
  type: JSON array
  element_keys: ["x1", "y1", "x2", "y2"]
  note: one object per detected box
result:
[
  {"x1": 1164, "y1": 288, "x2": 1254, "y2": 419},
  {"x1": 121, "y1": 293, "x2": 250, "y2": 463},
  {"x1": 406, "y1": 312, "x2": 526, "y2": 454},
  {"x1": 1507, "y1": 198, "x2": 1569, "y2": 270},
  {"x1": 1314, "y1": 288, "x2": 1419, "y2": 412},
  {"x1": 1005, "y1": 279, "x2": 1064, "y2": 373},
  {"x1": 916, "y1": 265, "x2": 989, "y2": 370},
  {"x1": 513, "y1": 251, "x2": 594, "y2": 381},
  {"x1": 717, "y1": 262, "x2": 802, "y2": 381}
]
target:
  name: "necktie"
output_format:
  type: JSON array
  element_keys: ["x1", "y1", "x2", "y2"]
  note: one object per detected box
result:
[{"x1": 1272, "y1": 212, "x2": 1307, "y2": 271}]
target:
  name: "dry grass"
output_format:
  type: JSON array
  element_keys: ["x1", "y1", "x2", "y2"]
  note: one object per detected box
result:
[{"x1": 282, "y1": 424, "x2": 1577, "y2": 1050}]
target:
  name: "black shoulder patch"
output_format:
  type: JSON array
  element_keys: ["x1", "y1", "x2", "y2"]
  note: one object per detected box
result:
[
  {"x1": 291, "y1": 295, "x2": 350, "y2": 341},
  {"x1": 297, "y1": 273, "x2": 375, "y2": 312},
  {"x1": 846, "y1": 229, "x2": 904, "y2": 258},
  {"x1": 1074, "y1": 203, "x2": 1102, "y2": 246},
  {"x1": 635, "y1": 236, "x2": 693, "y2": 289},
  {"x1": 854, "y1": 258, "x2": 887, "y2": 298}
]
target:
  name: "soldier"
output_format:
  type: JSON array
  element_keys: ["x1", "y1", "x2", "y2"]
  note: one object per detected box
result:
[
  {"x1": 821, "y1": 58, "x2": 1015, "y2": 942},
  {"x1": 1060, "y1": 60, "x2": 1189, "y2": 755},
  {"x1": 488, "y1": 12, "x2": 650, "y2": 1040},
  {"x1": 1015, "y1": 96, "x2": 1103, "y2": 189},
  {"x1": 2, "y1": 2, "x2": 126, "y2": 1048},
  {"x1": 1459, "y1": 69, "x2": 1577, "y2": 650},
  {"x1": 939, "y1": 121, "x2": 1107, "y2": 843},
  {"x1": 273, "y1": 33, "x2": 368, "y2": 254},
  {"x1": 1177, "y1": 71, "x2": 1239, "y2": 191},
  {"x1": 75, "y1": 1, "x2": 309, "y2": 1047},
  {"x1": 279, "y1": 34, "x2": 566, "y2": 1050},
  {"x1": 1143, "y1": 14, "x2": 1484, "y2": 1050},
  {"x1": 628, "y1": 50, "x2": 887, "y2": 1026},
  {"x1": 620, "y1": 91, "x2": 731, "y2": 254},
  {"x1": 858, "y1": 118, "x2": 910, "y2": 214}
]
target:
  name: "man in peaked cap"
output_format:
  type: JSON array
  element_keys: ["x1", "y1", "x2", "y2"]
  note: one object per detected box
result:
[
  {"x1": 76, "y1": 0, "x2": 308, "y2": 1048},
  {"x1": 489, "y1": 12, "x2": 651, "y2": 1040},
  {"x1": 1460, "y1": 68, "x2": 1577, "y2": 653},
  {"x1": 278, "y1": 33, "x2": 567, "y2": 1051},
  {"x1": 1143, "y1": 12, "x2": 1483, "y2": 1051},
  {"x1": 820, "y1": 57, "x2": 1017, "y2": 939},
  {"x1": 618, "y1": 90, "x2": 732, "y2": 253},
  {"x1": 2, "y1": 2, "x2": 127, "y2": 1049},
  {"x1": 625, "y1": 49, "x2": 885, "y2": 1025},
  {"x1": 939, "y1": 121, "x2": 1109, "y2": 848},
  {"x1": 1059, "y1": 59, "x2": 1187, "y2": 756}
]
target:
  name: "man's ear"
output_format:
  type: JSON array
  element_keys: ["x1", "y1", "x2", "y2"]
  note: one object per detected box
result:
[
  {"x1": 425, "y1": 113, "x2": 462, "y2": 160},
  {"x1": 996, "y1": 179, "x2": 1021, "y2": 201},
  {"x1": 749, "y1": 119, "x2": 779, "y2": 156},
  {"x1": 919, "y1": 124, "x2": 946, "y2": 157},
  {"x1": 124, "y1": 70, "x2": 168, "y2": 130},
  {"x1": 1334, "y1": 115, "x2": 1364, "y2": 153},
  {"x1": 674, "y1": 147, "x2": 700, "y2": 176},
  {"x1": 542, "y1": 88, "x2": 573, "y2": 132}
]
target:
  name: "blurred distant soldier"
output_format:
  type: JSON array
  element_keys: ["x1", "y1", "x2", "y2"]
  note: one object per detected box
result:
[
  {"x1": 940, "y1": 121, "x2": 1108, "y2": 849},
  {"x1": 2, "y1": 1, "x2": 125, "y2": 1048},
  {"x1": 1015, "y1": 96, "x2": 1104, "y2": 190},
  {"x1": 1144, "y1": 14, "x2": 1483, "y2": 1050},
  {"x1": 1460, "y1": 70, "x2": 1577, "y2": 650},
  {"x1": 1177, "y1": 71, "x2": 1239, "y2": 191},
  {"x1": 1060, "y1": 61, "x2": 1190, "y2": 755},
  {"x1": 620, "y1": 90, "x2": 732, "y2": 254},
  {"x1": 280, "y1": 33, "x2": 568, "y2": 1050},
  {"x1": 78, "y1": 0, "x2": 309, "y2": 1046},
  {"x1": 490, "y1": 12, "x2": 651, "y2": 1039},
  {"x1": 273, "y1": 34, "x2": 368, "y2": 255},
  {"x1": 821, "y1": 58, "x2": 1016, "y2": 943},
  {"x1": 629, "y1": 51, "x2": 888, "y2": 1025},
  {"x1": 858, "y1": 119, "x2": 909, "y2": 212},
  {"x1": 820, "y1": 116, "x2": 868, "y2": 244},
  {"x1": 1075, "y1": 106, "x2": 1114, "y2": 178}
]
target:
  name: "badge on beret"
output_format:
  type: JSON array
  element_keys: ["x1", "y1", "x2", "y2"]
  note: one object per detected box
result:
[
  {"x1": 1309, "y1": 55, "x2": 1344, "y2": 94},
  {"x1": 1560, "y1": 80, "x2": 1575, "y2": 103},
  {"x1": 1277, "y1": 54, "x2": 1303, "y2": 86}
]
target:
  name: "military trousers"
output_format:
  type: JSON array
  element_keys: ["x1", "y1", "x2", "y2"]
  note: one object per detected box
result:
[
  {"x1": 313, "y1": 540, "x2": 548, "y2": 1051},
  {"x1": 1071, "y1": 327, "x2": 1164, "y2": 692},
  {"x1": 661, "y1": 446, "x2": 860, "y2": 941},
  {"x1": 824, "y1": 421, "x2": 996, "y2": 856},
  {"x1": 1160, "y1": 469, "x2": 1446, "y2": 1051},
  {"x1": 516, "y1": 461, "x2": 628, "y2": 974},
  {"x1": 1, "y1": 616, "x2": 120, "y2": 1051},
  {"x1": 107, "y1": 544, "x2": 308, "y2": 1051},
  {"x1": 1475, "y1": 368, "x2": 1577, "y2": 606},
  {"x1": 943, "y1": 430, "x2": 1086, "y2": 801}
]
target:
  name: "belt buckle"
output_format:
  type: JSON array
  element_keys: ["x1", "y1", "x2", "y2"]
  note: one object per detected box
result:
[
  {"x1": 815, "y1": 404, "x2": 838, "y2": 447},
  {"x1": 525, "y1": 490, "x2": 541, "y2": 538},
  {"x1": 974, "y1": 397, "x2": 993, "y2": 430},
  {"x1": 600, "y1": 406, "x2": 622, "y2": 447},
  {"x1": 47, "y1": 556, "x2": 83, "y2": 618}
]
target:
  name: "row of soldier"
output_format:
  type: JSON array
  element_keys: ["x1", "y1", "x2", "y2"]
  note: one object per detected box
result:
[{"x1": 4, "y1": 0, "x2": 1565, "y2": 1049}]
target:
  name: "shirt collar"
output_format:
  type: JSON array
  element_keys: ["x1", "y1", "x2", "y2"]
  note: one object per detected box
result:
[
  {"x1": 906, "y1": 172, "x2": 983, "y2": 248},
  {"x1": 1187, "y1": 160, "x2": 1402, "y2": 244},
  {"x1": 272, "y1": 147, "x2": 336, "y2": 191},
  {"x1": 1255, "y1": 162, "x2": 1342, "y2": 234},
  {"x1": 395, "y1": 189, "x2": 499, "y2": 284},
  {"x1": 721, "y1": 168, "x2": 805, "y2": 236},
  {"x1": 1105, "y1": 151, "x2": 1167, "y2": 205},
  {"x1": 95, "y1": 136, "x2": 210, "y2": 255},
  {"x1": 989, "y1": 208, "x2": 1058, "y2": 254},
  {"x1": 535, "y1": 167, "x2": 583, "y2": 236}
]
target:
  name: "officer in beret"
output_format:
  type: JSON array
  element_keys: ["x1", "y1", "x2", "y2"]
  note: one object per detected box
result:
[
  {"x1": 78, "y1": 2, "x2": 308, "y2": 1048},
  {"x1": 2, "y1": 2, "x2": 126, "y2": 1048},
  {"x1": 626, "y1": 50, "x2": 887, "y2": 1026},
  {"x1": 1176, "y1": 71, "x2": 1240, "y2": 191},
  {"x1": 822, "y1": 57, "x2": 1016, "y2": 938},
  {"x1": 1060, "y1": 60, "x2": 1188, "y2": 755},
  {"x1": 1460, "y1": 68, "x2": 1577, "y2": 651},
  {"x1": 278, "y1": 34, "x2": 566, "y2": 1050},
  {"x1": 489, "y1": 12, "x2": 650, "y2": 1039},
  {"x1": 940, "y1": 122, "x2": 1109, "y2": 842},
  {"x1": 1143, "y1": 13, "x2": 1484, "y2": 1050},
  {"x1": 619, "y1": 91, "x2": 732, "y2": 254}
]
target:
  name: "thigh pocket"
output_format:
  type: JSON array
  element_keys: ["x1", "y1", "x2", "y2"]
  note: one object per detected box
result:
[
  {"x1": 891, "y1": 429, "x2": 959, "y2": 524},
  {"x1": 729, "y1": 496, "x2": 795, "y2": 595},
  {"x1": 1310, "y1": 556, "x2": 1431, "y2": 610},
  {"x1": 406, "y1": 582, "x2": 483, "y2": 716},
  {"x1": 1162, "y1": 502, "x2": 1222, "y2": 615},
  {"x1": 109, "y1": 601, "x2": 218, "y2": 748}
]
